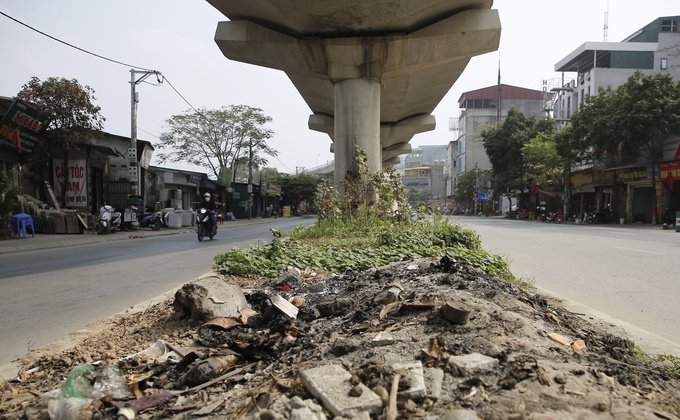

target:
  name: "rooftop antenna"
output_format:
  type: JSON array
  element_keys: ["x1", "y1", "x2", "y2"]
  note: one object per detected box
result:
[{"x1": 603, "y1": 2, "x2": 609, "y2": 41}]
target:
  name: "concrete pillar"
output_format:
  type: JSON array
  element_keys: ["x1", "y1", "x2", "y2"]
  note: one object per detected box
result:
[{"x1": 334, "y1": 79, "x2": 381, "y2": 192}]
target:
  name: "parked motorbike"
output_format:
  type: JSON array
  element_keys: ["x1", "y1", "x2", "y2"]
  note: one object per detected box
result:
[
  {"x1": 594, "y1": 205, "x2": 613, "y2": 224},
  {"x1": 581, "y1": 211, "x2": 595, "y2": 224},
  {"x1": 96, "y1": 204, "x2": 122, "y2": 234},
  {"x1": 536, "y1": 205, "x2": 546, "y2": 221},
  {"x1": 137, "y1": 211, "x2": 163, "y2": 231},
  {"x1": 196, "y1": 208, "x2": 217, "y2": 241},
  {"x1": 545, "y1": 209, "x2": 563, "y2": 224},
  {"x1": 662, "y1": 208, "x2": 676, "y2": 230}
]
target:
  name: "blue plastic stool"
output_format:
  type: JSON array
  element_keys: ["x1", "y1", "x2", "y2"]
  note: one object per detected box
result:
[{"x1": 10, "y1": 213, "x2": 35, "y2": 239}]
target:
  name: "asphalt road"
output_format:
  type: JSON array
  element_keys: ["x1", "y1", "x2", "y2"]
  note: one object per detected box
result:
[
  {"x1": 452, "y1": 216, "x2": 680, "y2": 352},
  {"x1": 0, "y1": 217, "x2": 316, "y2": 367}
]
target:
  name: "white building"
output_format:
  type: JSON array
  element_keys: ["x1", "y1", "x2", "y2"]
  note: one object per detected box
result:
[
  {"x1": 450, "y1": 84, "x2": 546, "y2": 200},
  {"x1": 551, "y1": 15, "x2": 680, "y2": 223}
]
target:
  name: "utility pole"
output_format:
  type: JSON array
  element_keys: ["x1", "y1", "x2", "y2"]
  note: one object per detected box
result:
[
  {"x1": 130, "y1": 69, "x2": 162, "y2": 209},
  {"x1": 248, "y1": 136, "x2": 253, "y2": 220}
]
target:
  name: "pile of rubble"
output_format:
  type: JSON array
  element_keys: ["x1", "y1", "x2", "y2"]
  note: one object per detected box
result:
[{"x1": 2, "y1": 256, "x2": 680, "y2": 419}]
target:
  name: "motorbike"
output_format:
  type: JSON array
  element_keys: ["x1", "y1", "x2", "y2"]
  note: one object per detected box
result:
[
  {"x1": 536, "y1": 205, "x2": 546, "y2": 221},
  {"x1": 581, "y1": 211, "x2": 595, "y2": 224},
  {"x1": 264, "y1": 207, "x2": 278, "y2": 218},
  {"x1": 137, "y1": 211, "x2": 163, "y2": 231},
  {"x1": 96, "y1": 204, "x2": 122, "y2": 234},
  {"x1": 594, "y1": 205, "x2": 613, "y2": 224},
  {"x1": 196, "y1": 208, "x2": 217, "y2": 241},
  {"x1": 662, "y1": 208, "x2": 676, "y2": 230},
  {"x1": 545, "y1": 209, "x2": 563, "y2": 224}
]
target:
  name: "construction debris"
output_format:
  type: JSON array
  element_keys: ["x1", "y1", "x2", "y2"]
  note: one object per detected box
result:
[{"x1": 2, "y1": 257, "x2": 680, "y2": 419}]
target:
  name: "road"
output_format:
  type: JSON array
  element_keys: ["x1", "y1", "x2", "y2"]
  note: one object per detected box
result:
[
  {"x1": 452, "y1": 216, "x2": 680, "y2": 353},
  {"x1": 0, "y1": 217, "x2": 315, "y2": 367}
]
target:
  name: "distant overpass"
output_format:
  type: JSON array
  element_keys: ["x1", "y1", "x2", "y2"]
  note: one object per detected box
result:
[{"x1": 207, "y1": 0, "x2": 501, "y2": 189}]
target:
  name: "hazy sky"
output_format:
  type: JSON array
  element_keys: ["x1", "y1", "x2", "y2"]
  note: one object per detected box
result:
[{"x1": 1, "y1": 1, "x2": 678, "y2": 174}]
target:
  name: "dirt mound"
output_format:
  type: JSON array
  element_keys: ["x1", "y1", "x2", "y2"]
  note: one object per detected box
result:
[{"x1": 2, "y1": 257, "x2": 679, "y2": 419}]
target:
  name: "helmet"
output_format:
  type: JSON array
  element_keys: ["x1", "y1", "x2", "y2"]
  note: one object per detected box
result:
[{"x1": 204, "y1": 192, "x2": 211, "y2": 198}]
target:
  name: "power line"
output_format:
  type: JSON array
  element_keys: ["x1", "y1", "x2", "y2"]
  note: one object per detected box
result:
[
  {"x1": 0, "y1": 10, "x2": 202, "y2": 115},
  {"x1": 274, "y1": 156, "x2": 295, "y2": 172},
  {"x1": 0, "y1": 11, "x2": 154, "y2": 72}
]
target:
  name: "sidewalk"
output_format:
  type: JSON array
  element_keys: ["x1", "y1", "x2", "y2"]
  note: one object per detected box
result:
[
  {"x1": 482, "y1": 214, "x2": 671, "y2": 231},
  {"x1": 0, "y1": 216, "x2": 282, "y2": 255}
]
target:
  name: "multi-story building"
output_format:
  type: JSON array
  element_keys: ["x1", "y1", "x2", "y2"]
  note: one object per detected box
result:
[
  {"x1": 402, "y1": 163, "x2": 445, "y2": 206},
  {"x1": 552, "y1": 15, "x2": 680, "y2": 223},
  {"x1": 450, "y1": 84, "x2": 546, "y2": 203},
  {"x1": 396, "y1": 146, "x2": 447, "y2": 206}
]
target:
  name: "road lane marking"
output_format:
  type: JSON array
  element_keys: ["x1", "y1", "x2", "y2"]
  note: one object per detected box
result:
[{"x1": 614, "y1": 246, "x2": 664, "y2": 255}]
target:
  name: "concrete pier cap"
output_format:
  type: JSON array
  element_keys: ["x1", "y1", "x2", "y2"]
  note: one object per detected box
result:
[{"x1": 209, "y1": 0, "x2": 501, "y2": 188}]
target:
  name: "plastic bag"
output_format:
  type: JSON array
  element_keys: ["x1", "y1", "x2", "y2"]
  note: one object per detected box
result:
[
  {"x1": 92, "y1": 364, "x2": 131, "y2": 399},
  {"x1": 47, "y1": 397, "x2": 94, "y2": 420},
  {"x1": 63, "y1": 364, "x2": 97, "y2": 398},
  {"x1": 63, "y1": 363, "x2": 131, "y2": 399}
]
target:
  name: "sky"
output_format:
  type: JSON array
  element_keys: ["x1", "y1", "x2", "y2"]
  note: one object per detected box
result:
[{"x1": 1, "y1": 0, "x2": 678, "y2": 175}]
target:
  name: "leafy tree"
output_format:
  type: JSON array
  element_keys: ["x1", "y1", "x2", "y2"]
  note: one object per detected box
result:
[
  {"x1": 277, "y1": 173, "x2": 321, "y2": 211},
  {"x1": 571, "y1": 71, "x2": 680, "y2": 222},
  {"x1": 16, "y1": 77, "x2": 105, "y2": 205},
  {"x1": 156, "y1": 105, "x2": 277, "y2": 181},
  {"x1": 481, "y1": 109, "x2": 554, "y2": 191},
  {"x1": 569, "y1": 86, "x2": 619, "y2": 164},
  {"x1": 521, "y1": 132, "x2": 562, "y2": 189},
  {"x1": 554, "y1": 125, "x2": 591, "y2": 166},
  {"x1": 455, "y1": 168, "x2": 481, "y2": 209},
  {"x1": 617, "y1": 71, "x2": 680, "y2": 161},
  {"x1": 407, "y1": 189, "x2": 430, "y2": 207}
]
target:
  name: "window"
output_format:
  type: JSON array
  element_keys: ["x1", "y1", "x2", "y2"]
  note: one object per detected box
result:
[
  {"x1": 661, "y1": 20, "x2": 677, "y2": 32},
  {"x1": 661, "y1": 58, "x2": 668, "y2": 70},
  {"x1": 567, "y1": 97, "x2": 571, "y2": 119}
]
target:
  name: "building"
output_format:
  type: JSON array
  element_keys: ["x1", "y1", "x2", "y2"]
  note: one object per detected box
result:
[
  {"x1": 552, "y1": 15, "x2": 680, "y2": 223},
  {"x1": 450, "y1": 84, "x2": 546, "y2": 206},
  {"x1": 395, "y1": 146, "x2": 448, "y2": 206}
]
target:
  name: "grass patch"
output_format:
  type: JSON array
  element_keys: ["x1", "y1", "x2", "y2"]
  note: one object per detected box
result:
[{"x1": 213, "y1": 217, "x2": 514, "y2": 282}]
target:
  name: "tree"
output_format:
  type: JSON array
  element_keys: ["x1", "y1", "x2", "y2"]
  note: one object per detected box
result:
[
  {"x1": 156, "y1": 105, "x2": 277, "y2": 181},
  {"x1": 455, "y1": 168, "x2": 481, "y2": 209},
  {"x1": 277, "y1": 173, "x2": 321, "y2": 211},
  {"x1": 482, "y1": 109, "x2": 554, "y2": 192},
  {"x1": 571, "y1": 71, "x2": 680, "y2": 222},
  {"x1": 521, "y1": 132, "x2": 562, "y2": 189},
  {"x1": 16, "y1": 77, "x2": 105, "y2": 205},
  {"x1": 569, "y1": 86, "x2": 619, "y2": 164}
]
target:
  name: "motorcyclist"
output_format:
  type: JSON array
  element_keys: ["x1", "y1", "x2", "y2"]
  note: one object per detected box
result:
[{"x1": 200, "y1": 192, "x2": 217, "y2": 232}]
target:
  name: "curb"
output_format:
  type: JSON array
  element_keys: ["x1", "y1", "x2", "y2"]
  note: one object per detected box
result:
[{"x1": 0, "y1": 273, "x2": 207, "y2": 384}]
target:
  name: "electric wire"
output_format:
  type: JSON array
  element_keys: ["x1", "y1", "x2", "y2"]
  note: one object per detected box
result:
[
  {"x1": 1, "y1": 10, "x2": 298, "y2": 173},
  {"x1": 0, "y1": 10, "x2": 203, "y2": 119},
  {"x1": 0, "y1": 11, "x2": 155, "y2": 72}
]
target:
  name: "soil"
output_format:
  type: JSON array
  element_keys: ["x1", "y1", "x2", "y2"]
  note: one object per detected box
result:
[{"x1": 1, "y1": 256, "x2": 679, "y2": 419}]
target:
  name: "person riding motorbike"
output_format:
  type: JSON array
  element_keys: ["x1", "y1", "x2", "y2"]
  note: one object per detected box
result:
[{"x1": 200, "y1": 192, "x2": 217, "y2": 233}]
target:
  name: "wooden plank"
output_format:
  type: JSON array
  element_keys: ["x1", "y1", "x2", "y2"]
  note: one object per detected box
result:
[
  {"x1": 270, "y1": 295, "x2": 299, "y2": 319},
  {"x1": 76, "y1": 213, "x2": 88, "y2": 229},
  {"x1": 44, "y1": 181, "x2": 61, "y2": 211}
]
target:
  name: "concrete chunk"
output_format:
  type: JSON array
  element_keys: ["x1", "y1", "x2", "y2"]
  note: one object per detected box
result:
[
  {"x1": 448, "y1": 353, "x2": 498, "y2": 377},
  {"x1": 393, "y1": 361, "x2": 426, "y2": 399},
  {"x1": 300, "y1": 364, "x2": 382, "y2": 418},
  {"x1": 173, "y1": 276, "x2": 248, "y2": 322},
  {"x1": 372, "y1": 331, "x2": 395, "y2": 346},
  {"x1": 423, "y1": 367, "x2": 444, "y2": 400}
]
